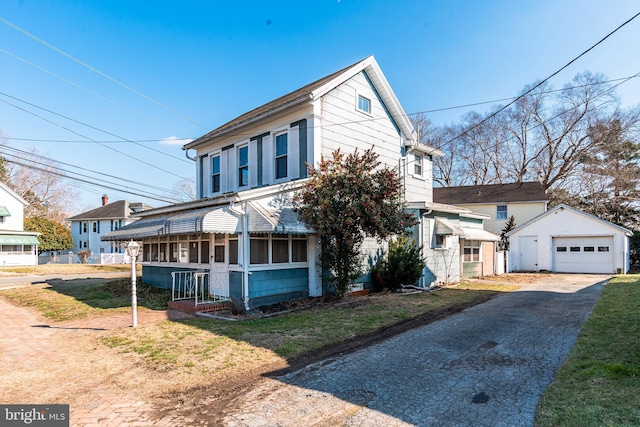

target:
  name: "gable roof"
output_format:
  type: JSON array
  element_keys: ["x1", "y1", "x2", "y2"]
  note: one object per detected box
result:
[
  {"x1": 184, "y1": 55, "x2": 418, "y2": 151},
  {"x1": 433, "y1": 182, "x2": 548, "y2": 205},
  {"x1": 68, "y1": 200, "x2": 153, "y2": 221},
  {"x1": 506, "y1": 203, "x2": 633, "y2": 237},
  {"x1": 0, "y1": 181, "x2": 28, "y2": 206}
]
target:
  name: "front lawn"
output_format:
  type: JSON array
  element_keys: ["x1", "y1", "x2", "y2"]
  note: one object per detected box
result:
[{"x1": 535, "y1": 275, "x2": 640, "y2": 426}]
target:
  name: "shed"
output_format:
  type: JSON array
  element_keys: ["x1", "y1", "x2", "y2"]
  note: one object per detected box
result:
[{"x1": 506, "y1": 204, "x2": 632, "y2": 274}]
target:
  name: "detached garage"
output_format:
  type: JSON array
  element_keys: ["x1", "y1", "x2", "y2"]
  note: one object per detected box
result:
[{"x1": 507, "y1": 204, "x2": 632, "y2": 274}]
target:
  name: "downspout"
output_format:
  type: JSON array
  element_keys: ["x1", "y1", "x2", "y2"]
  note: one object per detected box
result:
[
  {"x1": 184, "y1": 148, "x2": 196, "y2": 161},
  {"x1": 229, "y1": 201, "x2": 250, "y2": 311}
]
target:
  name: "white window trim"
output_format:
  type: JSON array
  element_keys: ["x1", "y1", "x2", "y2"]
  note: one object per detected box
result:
[
  {"x1": 356, "y1": 92, "x2": 373, "y2": 116},
  {"x1": 210, "y1": 151, "x2": 222, "y2": 194},
  {"x1": 496, "y1": 205, "x2": 508, "y2": 220},
  {"x1": 237, "y1": 144, "x2": 249, "y2": 188},
  {"x1": 273, "y1": 130, "x2": 289, "y2": 182}
]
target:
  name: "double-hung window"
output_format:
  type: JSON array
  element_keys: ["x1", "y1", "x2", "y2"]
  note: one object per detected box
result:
[
  {"x1": 275, "y1": 133, "x2": 288, "y2": 180},
  {"x1": 496, "y1": 205, "x2": 508, "y2": 220},
  {"x1": 211, "y1": 155, "x2": 221, "y2": 193},
  {"x1": 414, "y1": 154, "x2": 423, "y2": 176},
  {"x1": 357, "y1": 94, "x2": 371, "y2": 114},
  {"x1": 238, "y1": 146, "x2": 249, "y2": 187}
]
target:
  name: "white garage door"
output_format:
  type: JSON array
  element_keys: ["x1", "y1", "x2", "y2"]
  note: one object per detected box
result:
[{"x1": 552, "y1": 236, "x2": 614, "y2": 274}]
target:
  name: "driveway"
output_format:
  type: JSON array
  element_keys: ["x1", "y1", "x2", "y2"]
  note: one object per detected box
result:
[{"x1": 221, "y1": 274, "x2": 610, "y2": 426}]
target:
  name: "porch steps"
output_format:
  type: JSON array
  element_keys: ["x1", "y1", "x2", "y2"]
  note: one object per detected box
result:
[{"x1": 168, "y1": 299, "x2": 230, "y2": 314}]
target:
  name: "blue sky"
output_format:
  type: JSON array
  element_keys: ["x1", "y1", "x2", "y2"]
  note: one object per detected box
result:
[{"x1": 1, "y1": 1, "x2": 639, "y2": 214}]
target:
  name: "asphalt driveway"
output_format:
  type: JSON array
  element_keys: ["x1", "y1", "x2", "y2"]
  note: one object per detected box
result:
[{"x1": 222, "y1": 274, "x2": 610, "y2": 427}]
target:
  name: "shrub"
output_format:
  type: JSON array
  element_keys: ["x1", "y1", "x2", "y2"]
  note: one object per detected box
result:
[{"x1": 373, "y1": 236, "x2": 425, "y2": 291}]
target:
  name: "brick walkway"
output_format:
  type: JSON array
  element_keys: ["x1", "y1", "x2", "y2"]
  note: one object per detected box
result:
[{"x1": 0, "y1": 297, "x2": 202, "y2": 426}]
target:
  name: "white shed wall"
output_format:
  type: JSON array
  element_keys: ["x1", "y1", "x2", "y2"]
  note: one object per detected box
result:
[{"x1": 509, "y1": 207, "x2": 629, "y2": 273}]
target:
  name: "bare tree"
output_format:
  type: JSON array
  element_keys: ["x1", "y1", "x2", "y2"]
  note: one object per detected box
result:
[{"x1": 3, "y1": 148, "x2": 77, "y2": 223}]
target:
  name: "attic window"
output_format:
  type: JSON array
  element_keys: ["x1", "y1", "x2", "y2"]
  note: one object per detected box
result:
[{"x1": 357, "y1": 95, "x2": 371, "y2": 114}]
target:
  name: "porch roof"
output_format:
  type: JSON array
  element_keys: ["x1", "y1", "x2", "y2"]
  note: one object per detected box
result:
[
  {"x1": 101, "y1": 201, "x2": 310, "y2": 241},
  {"x1": 0, "y1": 235, "x2": 39, "y2": 245},
  {"x1": 434, "y1": 218, "x2": 499, "y2": 242}
]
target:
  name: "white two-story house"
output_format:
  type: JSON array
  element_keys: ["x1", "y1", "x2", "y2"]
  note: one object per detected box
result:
[
  {"x1": 69, "y1": 195, "x2": 152, "y2": 263},
  {"x1": 102, "y1": 56, "x2": 498, "y2": 309},
  {"x1": 0, "y1": 181, "x2": 39, "y2": 266}
]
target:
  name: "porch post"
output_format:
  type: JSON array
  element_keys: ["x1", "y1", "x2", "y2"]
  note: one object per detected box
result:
[{"x1": 242, "y1": 203, "x2": 250, "y2": 311}]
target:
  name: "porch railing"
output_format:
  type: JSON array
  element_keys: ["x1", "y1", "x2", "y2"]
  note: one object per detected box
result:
[{"x1": 171, "y1": 270, "x2": 229, "y2": 306}]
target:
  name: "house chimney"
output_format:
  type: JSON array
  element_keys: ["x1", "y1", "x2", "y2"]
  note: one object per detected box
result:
[{"x1": 102, "y1": 195, "x2": 109, "y2": 206}]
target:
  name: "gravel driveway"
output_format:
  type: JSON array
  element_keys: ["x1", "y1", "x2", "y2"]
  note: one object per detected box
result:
[{"x1": 221, "y1": 274, "x2": 610, "y2": 427}]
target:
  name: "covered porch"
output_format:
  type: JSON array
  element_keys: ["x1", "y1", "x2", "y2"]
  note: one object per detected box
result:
[{"x1": 101, "y1": 191, "x2": 321, "y2": 312}]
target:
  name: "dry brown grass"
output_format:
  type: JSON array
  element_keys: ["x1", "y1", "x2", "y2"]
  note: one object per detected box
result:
[{"x1": 0, "y1": 275, "x2": 520, "y2": 409}]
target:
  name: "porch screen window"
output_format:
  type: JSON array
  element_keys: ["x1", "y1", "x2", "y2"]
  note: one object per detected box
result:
[
  {"x1": 159, "y1": 243, "x2": 168, "y2": 262},
  {"x1": 292, "y1": 237, "x2": 307, "y2": 262},
  {"x1": 189, "y1": 240, "x2": 199, "y2": 264},
  {"x1": 272, "y1": 234, "x2": 289, "y2": 263},
  {"x1": 201, "y1": 239, "x2": 210, "y2": 263},
  {"x1": 214, "y1": 235, "x2": 225, "y2": 263},
  {"x1": 463, "y1": 240, "x2": 481, "y2": 262},
  {"x1": 250, "y1": 233, "x2": 269, "y2": 264},
  {"x1": 228, "y1": 235, "x2": 238, "y2": 264},
  {"x1": 169, "y1": 242, "x2": 178, "y2": 262},
  {"x1": 178, "y1": 241, "x2": 189, "y2": 263},
  {"x1": 275, "y1": 133, "x2": 288, "y2": 179},
  {"x1": 497, "y1": 205, "x2": 507, "y2": 220},
  {"x1": 238, "y1": 146, "x2": 249, "y2": 187},
  {"x1": 211, "y1": 155, "x2": 221, "y2": 193}
]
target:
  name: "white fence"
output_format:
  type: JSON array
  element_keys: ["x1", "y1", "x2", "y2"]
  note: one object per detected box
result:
[{"x1": 39, "y1": 252, "x2": 132, "y2": 265}]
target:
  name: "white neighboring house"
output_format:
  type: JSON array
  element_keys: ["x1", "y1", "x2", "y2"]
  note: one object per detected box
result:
[
  {"x1": 507, "y1": 203, "x2": 632, "y2": 274},
  {"x1": 68, "y1": 195, "x2": 152, "y2": 264},
  {"x1": 0, "y1": 182, "x2": 39, "y2": 266}
]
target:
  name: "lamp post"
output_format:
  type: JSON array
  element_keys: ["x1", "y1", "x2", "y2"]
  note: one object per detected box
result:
[{"x1": 125, "y1": 240, "x2": 140, "y2": 327}]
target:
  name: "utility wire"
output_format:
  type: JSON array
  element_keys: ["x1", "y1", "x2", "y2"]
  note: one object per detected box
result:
[
  {"x1": 3, "y1": 158, "x2": 176, "y2": 204},
  {"x1": 0, "y1": 144, "x2": 188, "y2": 198},
  {"x1": 0, "y1": 96, "x2": 190, "y2": 179},
  {"x1": 0, "y1": 90, "x2": 191, "y2": 164},
  {"x1": 438, "y1": 11, "x2": 640, "y2": 150},
  {"x1": 0, "y1": 16, "x2": 208, "y2": 130},
  {"x1": 1, "y1": 150, "x2": 182, "y2": 202},
  {"x1": 0, "y1": 47, "x2": 182, "y2": 137}
]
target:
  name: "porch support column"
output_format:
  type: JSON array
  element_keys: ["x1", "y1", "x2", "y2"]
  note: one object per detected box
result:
[{"x1": 241, "y1": 203, "x2": 250, "y2": 311}]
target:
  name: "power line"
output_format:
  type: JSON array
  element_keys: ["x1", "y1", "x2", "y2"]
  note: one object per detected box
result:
[
  {"x1": 0, "y1": 47, "x2": 182, "y2": 136},
  {"x1": 437, "y1": 11, "x2": 640, "y2": 150},
  {"x1": 0, "y1": 16, "x2": 208, "y2": 130},
  {"x1": 0, "y1": 90, "x2": 191, "y2": 164},
  {"x1": 0, "y1": 95, "x2": 190, "y2": 179},
  {"x1": 0, "y1": 144, "x2": 188, "y2": 198},
  {"x1": 3, "y1": 158, "x2": 177, "y2": 204}
]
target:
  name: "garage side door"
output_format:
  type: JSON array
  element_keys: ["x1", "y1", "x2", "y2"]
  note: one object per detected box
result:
[{"x1": 552, "y1": 236, "x2": 614, "y2": 274}]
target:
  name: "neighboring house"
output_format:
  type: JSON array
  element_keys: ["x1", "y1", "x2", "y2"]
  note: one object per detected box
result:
[
  {"x1": 433, "y1": 182, "x2": 548, "y2": 235},
  {"x1": 102, "y1": 56, "x2": 497, "y2": 309},
  {"x1": 0, "y1": 181, "x2": 39, "y2": 266},
  {"x1": 68, "y1": 195, "x2": 152, "y2": 263},
  {"x1": 507, "y1": 203, "x2": 632, "y2": 274}
]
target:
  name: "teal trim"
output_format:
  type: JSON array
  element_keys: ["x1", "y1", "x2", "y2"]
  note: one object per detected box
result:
[
  {"x1": 291, "y1": 119, "x2": 308, "y2": 178},
  {"x1": 0, "y1": 206, "x2": 10, "y2": 217},
  {"x1": 246, "y1": 268, "x2": 308, "y2": 308},
  {"x1": 362, "y1": 71, "x2": 400, "y2": 136},
  {"x1": 142, "y1": 265, "x2": 200, "y2": 289}
]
